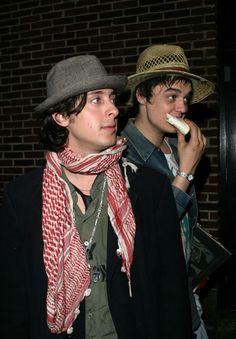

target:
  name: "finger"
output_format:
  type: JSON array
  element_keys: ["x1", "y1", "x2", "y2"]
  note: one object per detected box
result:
[
  {"x1": 202, "y1": 134, "x2": 207, "y2": 149},
  {"x1": 176, "y1": 129, "x2": 186, "y2": 144},
  {"x1": 185, "y1": 119, "x2": 202, "y2": 141}
]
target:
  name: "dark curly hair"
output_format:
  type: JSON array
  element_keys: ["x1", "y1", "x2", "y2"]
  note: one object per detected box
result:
[
  {"x1": 132, "y1": 75, "x2": 193, "y2": 114},
  {"x1": 38, "y1": 93, "x2": 87, "y2": 152}
]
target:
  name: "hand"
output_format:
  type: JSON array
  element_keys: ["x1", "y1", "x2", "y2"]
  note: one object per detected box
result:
[
  {"x1": 177, "y1": 119, "x2": 206, "y2": 175},
  {"x1": 172, "y1": 119, "x2": 206, "y2": 193}
]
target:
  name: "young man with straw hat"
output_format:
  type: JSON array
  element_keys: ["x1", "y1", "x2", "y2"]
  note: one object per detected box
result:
[
  {"x1": 0, "y1": 54, "x2": 192, "y2": 338},
  {"x1": 121, "y1": 44, "x2": 215, "y2": 339}
]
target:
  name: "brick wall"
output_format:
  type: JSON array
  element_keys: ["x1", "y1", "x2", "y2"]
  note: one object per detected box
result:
[{"x1": 0, "y1": 0, "x2": 218, "y2": 231}]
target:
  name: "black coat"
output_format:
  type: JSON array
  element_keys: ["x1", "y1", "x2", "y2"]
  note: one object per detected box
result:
[{"x1": 0, "y1": 165, "x2": 192, "y2": 339}]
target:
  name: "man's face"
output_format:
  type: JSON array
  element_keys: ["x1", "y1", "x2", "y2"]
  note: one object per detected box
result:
[
  {"x1": 137, "y1": 80, "x2": 192, "y2": 136},
  {"x1": 66, "y1": 88, "x2": 119, "y2": 156}
]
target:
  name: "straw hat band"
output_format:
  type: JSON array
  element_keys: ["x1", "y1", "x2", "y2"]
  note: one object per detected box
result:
[{"x1": 136, "y1": 66, "x2": 191, "y2": 74}]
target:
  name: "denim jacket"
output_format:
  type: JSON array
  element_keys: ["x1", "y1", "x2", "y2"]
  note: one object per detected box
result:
[
  {"x1": 121, "y1": 118, "x2": 201, "y2": 331},
  {"x1": 121, "y1": 118, "x2": 198, "y2": 230}
]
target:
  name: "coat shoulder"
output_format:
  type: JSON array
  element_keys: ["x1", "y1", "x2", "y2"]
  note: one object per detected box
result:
[
  {"x1": 4, "y1": 167, "x2": 44, "y2": 208},
  {"x1": 125, "y1": 160, "x2": 170, "y2": 187},
  {"x1": 7, "y1": 167, "x2": 44, "y2": 191}
]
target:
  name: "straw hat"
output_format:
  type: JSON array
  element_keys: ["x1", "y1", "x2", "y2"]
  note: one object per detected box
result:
[
  {"x1": 35, "y1": 55, "x2": 127, "y2": 114},
  {"x1": 127, "y1": 44, "x2": 215, "y2": 104}
]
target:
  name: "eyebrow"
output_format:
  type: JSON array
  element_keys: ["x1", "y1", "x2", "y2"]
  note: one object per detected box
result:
[
  {"x1": 164, "y1": 87, "x2": 192, "y2": 97},
  {"x1": 87, "y1": 89, "x2": 116, "y2": 95},
  {"x1": 164, "y1": 87, "x2": 182, "y2": 93}
]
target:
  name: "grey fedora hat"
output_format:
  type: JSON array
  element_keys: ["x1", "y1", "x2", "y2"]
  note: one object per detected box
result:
[{"x1": 35, "y1": 55, "x2": 127, "y2": 114}]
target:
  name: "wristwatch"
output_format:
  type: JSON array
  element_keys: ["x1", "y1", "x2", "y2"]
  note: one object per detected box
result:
[{"x1": 177, "y1": 170, "x2": 194, "y2": 182}]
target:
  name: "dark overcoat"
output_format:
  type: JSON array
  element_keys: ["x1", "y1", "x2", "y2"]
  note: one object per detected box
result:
[{"x1": 0, "y1": 165, "x2": 192, "y2": 339}]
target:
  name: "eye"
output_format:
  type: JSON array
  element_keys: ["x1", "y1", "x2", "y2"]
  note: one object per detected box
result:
[
  {"x1": 91, "y1": 96, "x2": 101, "y2": 104},
  {"x1": 168, "y1": 95, "x2": 176, "y2": 101},
  {"x1": 183, "y1": 95, "x2": 192, "y2": 105},
  {"x1": 110, "y1": 95, "x2": 117, "y2": 104}
]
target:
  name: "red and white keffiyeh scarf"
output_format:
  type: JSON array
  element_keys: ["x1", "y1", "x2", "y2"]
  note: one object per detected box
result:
[{"x1": 42, "y1": 137, "x2": 136, "y2": 334}]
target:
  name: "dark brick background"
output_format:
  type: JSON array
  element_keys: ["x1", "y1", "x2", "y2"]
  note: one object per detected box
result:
[
  {"x1": 0, "y1": 0, "x2": 218, "y2": 232},
  {"x1": 6, "y1": 1, "x2": 236, "y2": 336}
]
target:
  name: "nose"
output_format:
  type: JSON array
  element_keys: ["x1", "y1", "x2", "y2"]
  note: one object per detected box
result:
[
  {"x1": 175, "y1": 98, "x2": 187, "y2": 114},
  {"x1": 107, "y1": 101, "x2": 119, "y2": 118}
]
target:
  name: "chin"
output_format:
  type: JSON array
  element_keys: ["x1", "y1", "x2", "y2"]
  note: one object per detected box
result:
[
  {"x1": 108, "y1": 139, "x2": 117, "y2": 148},
  {"x1": 99, "y1": 138, "x2": 117, "y2": 151}
]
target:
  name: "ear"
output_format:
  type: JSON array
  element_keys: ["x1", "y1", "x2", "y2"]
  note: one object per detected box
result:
[
  {"x1": 52, "y1": 112, "x2": 69, "y2": 127},
  {"x1": 136, "y1": 89, "x2": 147, "y2": 105}
]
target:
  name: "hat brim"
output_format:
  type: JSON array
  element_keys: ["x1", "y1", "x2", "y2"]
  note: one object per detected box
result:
[
  {"x1": 127, "y1": 69, "x2": 215, "y2": 105},
  {"x1": 35, "y1": 75, "x2": 127, "y2": 114}
]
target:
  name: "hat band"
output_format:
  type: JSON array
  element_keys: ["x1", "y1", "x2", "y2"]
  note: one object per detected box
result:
[{"x1": 137, "y1": 66, "x2": 190, "y2": 73}]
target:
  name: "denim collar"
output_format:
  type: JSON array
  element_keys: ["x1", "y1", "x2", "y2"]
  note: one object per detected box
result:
[
  {"x1": 122, "y1": 118, "x2": 157, "y2": 162},
  {"x1": 122, "y1": 118, "x2": 180, "y2": 162}
]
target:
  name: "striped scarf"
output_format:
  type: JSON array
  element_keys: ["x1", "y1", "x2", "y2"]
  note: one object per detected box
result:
[{"x1": 42, "y1": 137, "x2": 136, "y2": 334}]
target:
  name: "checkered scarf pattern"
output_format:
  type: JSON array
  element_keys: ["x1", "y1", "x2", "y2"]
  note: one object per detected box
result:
[{"x1": 42, "y1": 137, "x2": 136, "y2": 333}]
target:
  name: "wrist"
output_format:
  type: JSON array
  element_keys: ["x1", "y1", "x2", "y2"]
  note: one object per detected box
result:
[{"x1": 176, "y1": 170, "x2": 194, "y2": 182}]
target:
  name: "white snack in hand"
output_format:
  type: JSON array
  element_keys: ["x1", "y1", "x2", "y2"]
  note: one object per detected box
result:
[{"x1": 166, "y1": 113, "x2": 190, "y2": 135}]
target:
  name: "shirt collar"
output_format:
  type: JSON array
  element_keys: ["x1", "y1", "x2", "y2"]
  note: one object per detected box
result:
[{"x1": 123, "y1": 118, "x2": 157, "y2": 162}]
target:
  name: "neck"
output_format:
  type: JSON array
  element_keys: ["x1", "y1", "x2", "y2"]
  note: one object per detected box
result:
[
  {"x1": 134, "y1": 117, "x2": 165, "y2": 148},
  {"x1": 159, "y1": 138, "x2": 171, "y2": 154},
  {"x1": 63, "y1": 168, "x2": 97, "y2": 193}
]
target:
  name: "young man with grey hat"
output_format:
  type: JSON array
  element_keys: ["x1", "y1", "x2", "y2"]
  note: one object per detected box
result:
[
  {"x1": 0, "y1": 54, "x2": 192, "y2": 338},
  {"x1": 121, "y1": 44, "x2": 215, "y2": 339}
]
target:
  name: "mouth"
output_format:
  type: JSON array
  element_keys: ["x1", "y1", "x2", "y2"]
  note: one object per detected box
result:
[
  {"x1": 166, "y1": 113, "x2": 184, "y2": 120},
  {"x1": 101, "y1": 125, "x2": 117, "y2": 131}
]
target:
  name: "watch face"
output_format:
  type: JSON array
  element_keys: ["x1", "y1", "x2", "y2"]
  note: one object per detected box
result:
[{"x1": 188, "y1": 174, "x2": 194, "y2": 181}]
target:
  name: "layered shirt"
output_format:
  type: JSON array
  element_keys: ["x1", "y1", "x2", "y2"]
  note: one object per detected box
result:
[{"x1": 64, "y1": 172, "x2": 117, "y2": 339}]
